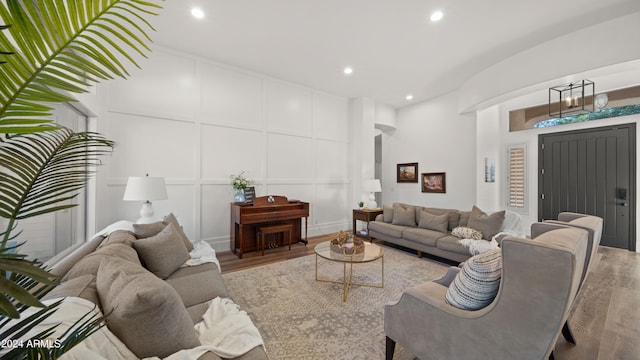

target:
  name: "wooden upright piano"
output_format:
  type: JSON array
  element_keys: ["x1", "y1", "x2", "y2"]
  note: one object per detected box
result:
[{"x1": 230, "y1": 195, "x2": 309, "y2": 258}]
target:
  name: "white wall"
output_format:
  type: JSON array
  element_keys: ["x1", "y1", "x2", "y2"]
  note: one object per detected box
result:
[
  {"x1": 475, "y1": 64, "x2": 640, "y2": 250},
  {"x1": 381, "y1": 91, "x2": 477, "y2": 210},
  {"x1": 459, "y1": 12, "x2": 640, "y2": 113},
  {"x1": 90, "y1": 46, "x2": 352, "y2": 251}
]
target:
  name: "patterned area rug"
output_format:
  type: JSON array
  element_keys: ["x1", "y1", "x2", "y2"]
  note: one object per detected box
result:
[{"x1": 222, "y1": 245, "x2": 450, "y2": 360}]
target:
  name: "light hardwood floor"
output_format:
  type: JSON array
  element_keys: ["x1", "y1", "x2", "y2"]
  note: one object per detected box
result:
[{"x1": 218, "y1": 234, "x2": 640, "y2": 360}]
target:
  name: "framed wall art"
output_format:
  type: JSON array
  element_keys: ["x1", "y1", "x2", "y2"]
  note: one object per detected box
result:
[
  {"x1": 397, "y1": 163, "x2": 419, "y2": 183},
  {"x1": 422, "y1": 172, "x2": 446, "y2": 193}
]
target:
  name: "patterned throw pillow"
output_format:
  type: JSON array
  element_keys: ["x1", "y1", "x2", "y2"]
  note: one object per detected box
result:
[
  {"x1": 445, "y1": 248, "x2": 502, "y2": 310},
  {"x1": 451, "y1": 226, "x2": 483, "y2": 240}
]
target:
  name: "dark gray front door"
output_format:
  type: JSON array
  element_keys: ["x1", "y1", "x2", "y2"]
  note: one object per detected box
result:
[{"x1": 539, "y1": 123, "x2": 636, "y2": 250}]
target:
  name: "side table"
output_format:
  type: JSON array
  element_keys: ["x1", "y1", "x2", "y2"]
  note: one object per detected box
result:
[{"x1": 352, "y1": 208, "x2": 383, "y2": 241}]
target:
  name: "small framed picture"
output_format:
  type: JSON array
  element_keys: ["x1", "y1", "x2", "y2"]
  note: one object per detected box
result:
[
  {"x1": 244, "y1": 186, "x2": 256, "y2": 203},
  {"x1": 397, "y1": 163, "x2": 419, "y2": 183},
  {"x1": 422, "y1": 172, "x2": 446, "y2": 193}
]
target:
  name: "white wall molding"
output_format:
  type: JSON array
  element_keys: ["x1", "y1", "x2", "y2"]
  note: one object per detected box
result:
[{"x1": 95, "y1": 45, "x2": 351, "y2": 252}]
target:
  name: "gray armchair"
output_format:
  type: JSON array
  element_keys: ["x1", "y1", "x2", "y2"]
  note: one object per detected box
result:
[
  {"x1": 384, "y1": 227, "x2": 589, "y2": 360},
  {"x1": 531, "y1": 212, "x2": 603, "y2": 345}
]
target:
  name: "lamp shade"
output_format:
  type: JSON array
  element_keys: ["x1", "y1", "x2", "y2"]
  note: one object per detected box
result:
[
  {"x1": 364, "y1": 179, "x2": 382, "y2": 192},
  {"x1": 123, "y1": 176, "x2": 168, "y2": 201}
]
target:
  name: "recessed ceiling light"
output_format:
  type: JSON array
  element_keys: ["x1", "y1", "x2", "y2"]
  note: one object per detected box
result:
[
  {"x1": 430, "y1": 10, "x2": 443, "y2": 22},
  {"x1": 343, "y1": 67, "x2": 353, "y2": 75},
  {"x1": 406, "y1": 94, "x2": 414, "y2": 100},
  {"x1": 191, "y1": 7, "x2": 205, "y2": 19}
]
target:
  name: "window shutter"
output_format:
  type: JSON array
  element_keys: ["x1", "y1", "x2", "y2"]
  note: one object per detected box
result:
[{"x1": 507, "y1": 145, "x2": 526, "y2": 209}]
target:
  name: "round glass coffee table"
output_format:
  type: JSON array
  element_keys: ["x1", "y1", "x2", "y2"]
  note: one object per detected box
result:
[{"x1": 314, "y1": 241, "x2": 384, "y2": 302}]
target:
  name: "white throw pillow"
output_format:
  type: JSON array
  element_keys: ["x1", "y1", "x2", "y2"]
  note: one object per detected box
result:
[{"x1": 451, "y1": 226, "x2": 483, "y2": 240}]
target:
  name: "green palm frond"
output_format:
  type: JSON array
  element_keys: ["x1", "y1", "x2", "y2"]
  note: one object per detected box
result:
[
  {"x1": 0, "y1": 23, "x2": 12, "y2": 63},
  {"x1": 0, "y1": 0, "x2": 163, "y2": 134},
  {"x1": 0, "y1": 127, "x2": 115, "y2": 239},
  {"x1": 0, "y1": 297, "x2": 104, "y2": 360},
  {"x1": 0, "y1": 127, "x2": 114, "y2": 318}
]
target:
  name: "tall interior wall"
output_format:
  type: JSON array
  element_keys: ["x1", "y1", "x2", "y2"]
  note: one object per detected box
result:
[{"x1": 85, "y1": 46, "x2": 352, "y2": 251}]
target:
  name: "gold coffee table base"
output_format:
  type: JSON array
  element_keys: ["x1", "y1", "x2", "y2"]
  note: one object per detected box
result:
[{"x1": 314, "y1": 241, "x2": 384, "y2": 302}]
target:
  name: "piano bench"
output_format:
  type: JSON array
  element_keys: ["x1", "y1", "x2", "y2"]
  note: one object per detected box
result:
[{"x1": 256, "y1": 224, "x2": 293, "y2": 256}]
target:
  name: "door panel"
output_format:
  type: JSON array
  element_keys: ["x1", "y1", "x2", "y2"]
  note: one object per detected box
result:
[{"x1": 539, "y1": 124, "x2": 635, "y2": 250}]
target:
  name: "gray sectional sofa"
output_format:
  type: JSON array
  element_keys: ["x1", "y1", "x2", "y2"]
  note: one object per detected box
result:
[
  {"x1": 368, "y1": 203, "x2": 507, "y2": 263},
  {"x1": 46, "y1": 217, "x2": 267, "y2": 360}
]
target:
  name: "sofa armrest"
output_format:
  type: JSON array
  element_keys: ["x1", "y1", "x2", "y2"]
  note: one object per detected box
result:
[
  {"x1": 557, "y1": 212, "x2": 586, "y2": 222},
  {"x1": 375, "y1": 214, "x2": 384, "y2": 221},
  {"x1": 432, "y1": 267, "x2": 460, "y2": 287},
  {"x1": 530, "y1": 222, "x2": 569, "y2": 239}
]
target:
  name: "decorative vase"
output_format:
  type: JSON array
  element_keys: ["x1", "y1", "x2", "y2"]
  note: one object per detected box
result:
[{"x1": 234, "y1": 188, "x2": 245, "y2": 203}]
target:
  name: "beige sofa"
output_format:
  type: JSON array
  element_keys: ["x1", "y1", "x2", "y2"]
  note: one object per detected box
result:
[
  {"x1": 46, "y1": 218, "x2": 267, "y2": 360},
  {"x1": 368, "y1": 203, "x2": 508, "y2": 263}
]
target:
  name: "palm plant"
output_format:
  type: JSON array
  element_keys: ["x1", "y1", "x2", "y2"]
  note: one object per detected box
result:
[
  {"x1": 0, "y1": 23, "x2": 12, "y2": 64},
  {"x1": 0, "y1": 0, "x2": 163, "y2": 357},
  {"x1": 0, "y1": 0, "x2": 162, "y2": 134}
]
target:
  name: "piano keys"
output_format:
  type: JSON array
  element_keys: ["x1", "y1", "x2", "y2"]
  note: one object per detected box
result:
[{"x1": 230, "y1": 195, "x2": 309, "y2": 258}]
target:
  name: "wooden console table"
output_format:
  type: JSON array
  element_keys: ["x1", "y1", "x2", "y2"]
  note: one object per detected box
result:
[{"x1": 352, "y1": 208, "x2": 383, "y2": 240}]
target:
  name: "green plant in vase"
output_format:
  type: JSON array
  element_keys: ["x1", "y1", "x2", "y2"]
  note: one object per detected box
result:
[{"x1": 230, "y1": 171, "x2": 255, "y2": 203}]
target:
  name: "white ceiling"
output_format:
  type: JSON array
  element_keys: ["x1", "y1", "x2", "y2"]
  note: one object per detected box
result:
[{"x1": 152, "y1": 0, "x2": 640, "y2": 108}]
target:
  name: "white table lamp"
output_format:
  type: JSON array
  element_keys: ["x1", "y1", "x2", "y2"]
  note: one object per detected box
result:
[
  {"x1": 123, "y1": 174, "x2": 168, "y2": 224},
  {"x1": 364, "y1": 179, "x2": 382, "y2": 209}
]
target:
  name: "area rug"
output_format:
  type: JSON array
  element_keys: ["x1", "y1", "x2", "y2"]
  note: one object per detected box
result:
[{"x1": 222, "y1": 245, "x2": 450, "y2": 360}]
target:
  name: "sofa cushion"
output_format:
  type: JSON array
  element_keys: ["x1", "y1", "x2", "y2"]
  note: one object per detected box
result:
[
  {"x1": 97, "y1": 257, "x2": 200, "y2": 358},
  {"x1": 436, "y1": 235, "x2": 474, "y2": 255},
  {"x1": 186, "y1": 302, "x2": 212, "y2": 324},
  {"x1": 62, "y1": 243, "x2": 141, "y2": 282},
  {"x1": 445, "y1": 248, "x2": 502, "y2": 310},
  {"x1": 383, "y1": 204, "x2": 394, "y2": 223},
  {"x1": 467, "y1": 206, "x2": 505, "y2": 240},
  {"x1": 43, "y1": 274, "x2": 100, "y2": 306},
  {"x1": 392, "y1": 203, "x2": 416, "y2": 227},
  {"x1": 369, "y1": 221, "x2": 406, "y2": 238},
  {"x1": 401, "y1": 228, "x2": 444, "y2": 246},
  {"x1": 133, "y1": 213, "x2": 194, "y2": 251},
  {"x1": 451, "y1": 226, "x2": 483, "y2": 241},
  {"x1": 418, "y1": 210, "x2": 449, "y2": 233},
  {"x1": 166, "y1": 263, "x2": 228, "y2": 307},
  {"x1": 133, "y1": 223, "x2": 191, "y2": 279}
]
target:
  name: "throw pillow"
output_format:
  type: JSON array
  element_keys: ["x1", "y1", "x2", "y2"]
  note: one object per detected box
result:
[
  {"x1": 451, "y1": 226, "x2": 483, "y2": 241},
  {"x1": 96, "y1": 257, "x2": 200, "y2": 358},
  {"x1": 458, "y1": 211, "x2": 471, "y2": 227},
  {"x1": 424, "y1": 208, "x2": 461, "y2": 231},
  {"x1": 445, "y1": 248, "x2": 502, "y2": 310},
  {"x1": 132, "y1": 223, "x2": 191, "y2": 279},
  {"x1": 133, "y1": 213, "x2": 194, "y2": 251},
  {"x1": 164, "y1": 213, "x2": 194, "y2": 251},
  {"x1": 392, "y1": 203, "x2": 416, "y2": 227},
  {"x1": 418, "y1": 210, "x2": 448, "y2": 233},
  {"x1": 383, "y1": 204, "x2": 394, "y2": 223},
  {"x1": 467, "y1": 206, "x2": 505, "y2": 240}
]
